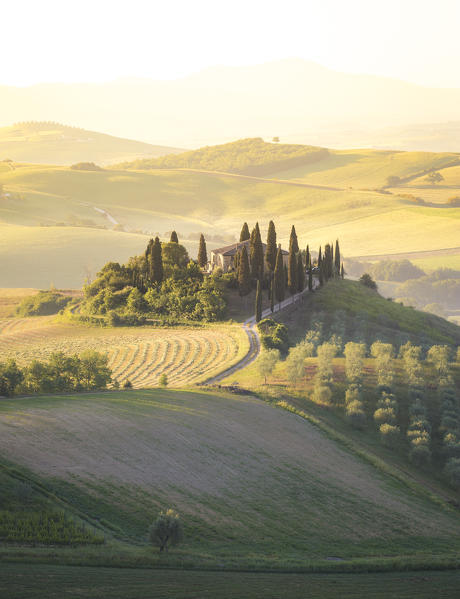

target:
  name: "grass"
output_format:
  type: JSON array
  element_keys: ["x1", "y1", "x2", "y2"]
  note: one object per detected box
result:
[
  {"x1": 1, "y1": 388, "x2": 460, "y2": 569},
  {"x1": 1, "y1": 564, "x2": 460, "y2": 599},
  {"x1": 0, "y1": 288, "x2": 39, "y2": 318}
]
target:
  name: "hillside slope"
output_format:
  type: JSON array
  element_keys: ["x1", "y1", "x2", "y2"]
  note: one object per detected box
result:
[
  {"x1": 0, "y1": 122, "x2": 182, "y2": 166},
  {"x1": 1, "y1": 389, "x2": 460, "y2": 567}
]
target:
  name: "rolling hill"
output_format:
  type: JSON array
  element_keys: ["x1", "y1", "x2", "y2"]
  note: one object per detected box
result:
[
  {"x1": 1, "y1": 138, "x2": 460, "y2": 287},
  {"x1": 0, "y1": 122, "x2": 182, "y2": 166},
  {"x1": 1, "y1": 388, "x2": 460, "y2": 569}
]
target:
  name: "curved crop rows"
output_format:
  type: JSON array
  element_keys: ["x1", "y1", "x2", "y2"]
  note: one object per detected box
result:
[{"x1": 107, "y1": 330, "x2": 241, "y2": 388}]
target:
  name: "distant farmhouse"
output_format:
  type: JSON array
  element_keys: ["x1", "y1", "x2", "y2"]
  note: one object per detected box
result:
[{"x1": 210, "y1": 240, "x2": 289, "y2": 273}]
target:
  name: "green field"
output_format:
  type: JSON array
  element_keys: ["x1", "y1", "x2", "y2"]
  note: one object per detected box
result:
[
  {"x1": 1, "y1": 564, "x2": 460, "y2": 599},
  {"x1": 1, "y1": 141, "x2": 460, "y2": 286},
  {"x1": 1, "y1": 388, "x2": 460, "y2": 570}
]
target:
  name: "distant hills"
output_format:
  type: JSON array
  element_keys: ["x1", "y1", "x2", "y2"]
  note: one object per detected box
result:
[
  {"x1": 119, "y1": 138, "x2": 329, "y2": 175},
  {"x1": 1, "y1": 60, "x2": 460, "y2": 150},
  {"x1": 0, "y1": 122, "x2": 182, "y2": 166}
]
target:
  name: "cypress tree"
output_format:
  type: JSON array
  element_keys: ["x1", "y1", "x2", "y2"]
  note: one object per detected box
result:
[
  {"x1": 265, "y1": 220, "x2": 277, "y2": 273},
  {"x1": 297, "y1": 252, "x2": 305, "y2": 292},
  {"x1": 305, "y1": 244, "x2": 310, "y2": 271},
  {"x1": 270, "y1": 278, "x2": 275, "y2": 312},
  {"x1": 318, "y1": 246, "x2": 323, "y2": 286},
  {"x1": 238, "y1": 245, "x2": 251, "y2": 296},
  {"x1": 255, "y1": 279, "x2": 262, "y2": 322},
  {"x1": 308, "y1": 266, "x2": 313, "y2": 291},
  {"x1": 250, "y1": 222, "x2": 264, "y2": 281},
  {"x1": 323, "y1": 243, "x2": 333, "y2": 281},
  {"x1": 289, "y1": 225, "x2": 299, "y2": 254},
  {"x1": 341, "y1": 263, "x2": 345, "y2": 279},
  {"x1": 240, "y1": 222, "x2": 250, "y2": 242},
  {"x1": 288, "y1": 249, "x2": 297, "y2": 295},
  {"x1": 335, "y1": 239, "x2": 341, "y2": 276},
  {"x1": 274, "y1": 246, "x2": 285, "y2": 307},
  {"x1": 170, "y1": 230, "x2": 179, "y2": 243},
  {"x1": 151, "y1": 236, "x2": 163, "y2": 284},
  {"x1": 198, "y1": 234, "x2": 207, "y2": 268}
]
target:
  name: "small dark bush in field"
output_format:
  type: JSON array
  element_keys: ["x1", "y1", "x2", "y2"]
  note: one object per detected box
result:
[
  {"x1": 359, "y1": 273, "x2": 377, "y2": 290},
  {"x1": 159, "y1": 374, "x2": 168, "y2": 387},
  {"x1": 70, "y1": 162, "x2": 103, "y2": 171},
  {"x1": 149, "y1": 509, "x2": 183, "y2": 552},
  {"x1": 123, "y1": 379, "x2": 133, "y2": 389}
]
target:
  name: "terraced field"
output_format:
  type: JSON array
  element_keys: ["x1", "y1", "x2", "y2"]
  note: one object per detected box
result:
[{"x1": 0, "y1": 318, "x2": 248, "y2": 388}]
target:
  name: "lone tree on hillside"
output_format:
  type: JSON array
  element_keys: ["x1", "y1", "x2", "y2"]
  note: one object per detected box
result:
[
  {"x1": 198, "y1": 234, "x2": 207, "y2": 268},
  {"x1": 240, "y1": 222, "x2": 250, "y2": 242},
  {"x1": 359, "y1": 273, "x2": 377, "y2": 290},
  {"x1": 170, "y1": 230, "x2": 179, "y2": 243},
  {"x1": 274, "y1": 246, "x2": 285, "y2": 307},
  {"x1": 149, "y1": 509, "x2": 183, "y2": 553},
  {"x1": 257, "y1": 348, "x2": 280, "y2": 383},
  {"x1": 238, "y1": 245, "x2": 252, "y2": 297},
  {"x1": 425, "y1": 171, "x2": 444, "y2": 185},
  {"x1": 265, "y1": 220, "x2": 277, "y2": 273}
]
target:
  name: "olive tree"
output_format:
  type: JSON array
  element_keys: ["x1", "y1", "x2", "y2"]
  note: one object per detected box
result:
[
  {"x1": 257, "y1": 348, "x2": 280, "y2": 384},
  {"x1": 149, "y1": 509, "x2": 183, "y2": 552}
]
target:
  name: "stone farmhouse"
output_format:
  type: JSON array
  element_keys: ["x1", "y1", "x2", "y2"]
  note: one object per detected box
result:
[{"x1": 209, "y1": 240, "x2": 289, "y2": 273}]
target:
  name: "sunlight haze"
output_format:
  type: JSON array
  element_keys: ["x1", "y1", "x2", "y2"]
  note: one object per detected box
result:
[{"x1": 2, "y1": 0, "x2": 460, "y2": 88}]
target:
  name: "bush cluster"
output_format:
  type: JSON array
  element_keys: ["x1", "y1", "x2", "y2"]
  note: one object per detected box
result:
[
  {"x1": 15, "y1": 291, "x2": 72, "y2": 317},
  {"x1": 258, "y1": 318, "x2": 289, "y2": 354},
  {"x1": 0, "y1": 351, "x2": 112, "y2": 396}
]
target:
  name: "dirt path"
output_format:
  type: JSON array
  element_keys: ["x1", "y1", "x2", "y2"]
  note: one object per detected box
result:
[{"x1": 203, "y1": 283, "x2": 316, "y2": 385}]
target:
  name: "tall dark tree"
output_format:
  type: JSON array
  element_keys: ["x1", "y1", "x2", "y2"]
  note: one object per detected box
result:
[
  {"x1": 318, "y1": 246, "x2": 323, "y2": 287},
  {"x1": 270, "y1": 278, "x2": 275, "y2": 312},
  {"x1": 305, "y1": 244, "x2": 310, "y2": 271},
  {"x1": 288, "y1": 249, "x2": 297, "y2": 295},
  {"x1": 240, "y1": 222, "x2": 250, "y2": 242},
  {"x1": 323, "y1": 243, "x2": 333, "y2": 281},
  {"x1": 170, "y1": 230, "x2": 179, "y2": 243},
  {"x1": 289, "y1": 225, "x2": 299, "y2": 254},
  {"x1": 198, "y1": 234, "x2": 207, "y2": 268},
  {"x1": 265, "y1": 220, "x2": 277, "y2": 273},
  {"x1": 274, "y1": 246, "x2": 285, "y2": 307},
  {"x1": 335, "y1": 239, "x2": 341, "y2": 276},
  {"x1": 151, "y1": 236, "x2": 163, "y2": 284},
  {"x1": 238, "y1": 245, "x2": 251, "y2": 297},
  {"x1": 308, "y1": 266, "x2": 313, "y2": 291},
  {"x1": 297, "y1": 253, "x2": 305, "y2": 293},
  {"x1": 341, "y1": 263, "x2": 345, "y2": 279},
  {"x1": 255, "y1": 279, "x2": 262, "y2": 322},
  {"x1": 250, "y1": 222, "x2": 264, "y2": 281}
]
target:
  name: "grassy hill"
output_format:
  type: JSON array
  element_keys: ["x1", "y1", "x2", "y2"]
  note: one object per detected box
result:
[
  {"x1": 1, "y1": 140, "x2": 460, "y2": 287},
  {"x1": 0, "y1": 122, "x2": 182, "y2": 166},
  {"x1": 118, "y1": 137, "x2": 329, "y2": 175},
  {"x1": 1, "y1": 388, "x2": 460, "y2": 571}
]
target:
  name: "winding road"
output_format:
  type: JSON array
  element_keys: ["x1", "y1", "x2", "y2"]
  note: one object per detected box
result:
[{"x1": 203, "y1": 283, "x2": 315, "y2": 385}]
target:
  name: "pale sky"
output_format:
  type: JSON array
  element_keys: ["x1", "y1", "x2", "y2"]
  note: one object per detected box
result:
[{"x1": 2, "y1": 0, "x2": 459, "y2": 88}]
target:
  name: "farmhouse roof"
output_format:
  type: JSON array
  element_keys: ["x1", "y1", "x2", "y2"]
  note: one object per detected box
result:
[{"x1": 212, "y1": 240, "x2": 289, "y2": 257}]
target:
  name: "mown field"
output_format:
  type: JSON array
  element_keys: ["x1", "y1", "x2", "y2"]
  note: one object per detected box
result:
[
  {"x1": 0, "y1": 317, "x2": 248, "y2": 387},
  {"x1": 1, "y1": 389, "x2": 460, "y2": 569},
  {"x1": 2, "y1": 564, "x2": 460, "y2": 599},
  {"x1": 1, "y1": 143, "x2": 460, "y2": 287}
]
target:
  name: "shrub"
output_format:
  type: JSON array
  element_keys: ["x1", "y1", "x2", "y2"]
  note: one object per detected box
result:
[
  {"x1": 379, "y1": 423, "x2": 400, "y2": 447},
  {"x1": 311, "y1": 383, "x2": 332, "y2": 405},
  {"x1": 70, "y1": 162, "x2": 103, "y2": 171},
  {"x1": 257, "y1": 349, "x2": 280, "y2": 384},
  {"x1": 345, "y1": 401, "x2": 366, "y2": 429},
  {"x1": 359, "y1": 273, "x2": 377, "y2": 290},
  {"x1": 159, "y1": 373, "x2": 168, "y2": 387},
  {"x1": 258, "y1": 319, "x2": 289, "y2": 354},
  {"x1": 374, "y1": 407, "x2": 397, "y2": 426},
  {"x1": 409, "y1": 438, "x2": 431, "y2": 466},
  {"x1": 123, "y1": 379, "x2": 133, "y2": 389},
  {"x1": 15, "y1": 291, "x2": 71, "y2": 317},
  {"x1": 149, "y1": 509, "x2": 183, "y2": 552},
  {"x1": 444, "y1": 458, "x2": 460, "y2": 489}
]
